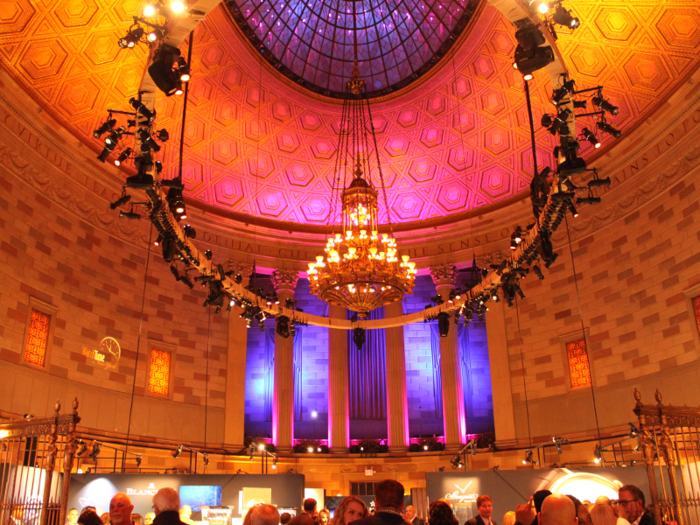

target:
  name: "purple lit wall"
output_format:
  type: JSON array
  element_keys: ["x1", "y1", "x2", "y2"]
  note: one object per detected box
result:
[
  {"x1": 293, "y1": 278, "x2": 329, "y2": 440},
  {"x1": 403, "y1": 275, "x2": 444, "y2": 437}
]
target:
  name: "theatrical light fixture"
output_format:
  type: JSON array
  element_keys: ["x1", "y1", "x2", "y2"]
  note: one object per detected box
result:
[
  {"x1": 118, "y1": 26, "x2": 144, "y2": 48},
  {"x1": 148, "y1": 46, "x2": 185, "y2": 96},
  {"x1": 143, "y1": 4, "x2": 156, "y2": 16},
  {"x1": 548, "y1": 108, "x2": 571, "y2": 136},
  {"x1": 513, "y1": 24, "x2": 554, "y2": 79},
  {"x1": 437, "y1": 311, "x2": 450, "y2": 337},
  {"x1": 582, "y1": 128, "x2": 600, "y2": 148},
  {"x1": 170, "y1": 0, "x2": 185, "y2": 13},
  {"x1": 147, "y1": 27, "x2": 164, "y2": 42},
  {"x1": 157, "y1": 129, "x2": 170, "y2": 142},
  {"x1": 109, "y1": 193, "x2": 131, "y2": 210},
  {"x1": 551, "y1": 79, "x2": 576, "y2": 105},
  {"x1": 588, "y1": 177, "x2": 611, "y2": 188},
  {"x1": 592, "y1": 95, "x2": 619, "y2": 116},
  {"x1": 93, "y1": 118, "x2": 117, "y2": 139},
  {"x1": 594, "y1": 444, "x2": 603, "y2": 464},
  {"x1": 568, "y1": 202, "x2": 579, "y2": 218},
  {"x1": 552, "y1": 5, "x2": 580, "y2": 28},
  {"x1": 468, "y1": 439, "x2": 477, "y2": 456},
  {"x1": 119, "y1": 206, "x2": 141, "y2": 220},
  {"x1": 177, "y1": 57, "x2": 190, "y2": 82},
  {"x1": 161, "y1": 176, "x2": 184, "y2": 190},
  {"x1": 173, "y1": 444, "x2": 183, "y2": 458},
  {"x1": 596, "y1": 121, "x2": 621, "y2": 139},
  {"x1": 137, "y1": 128, "x2": 161, "y2": 153},
  {"x1": 577, "y1": 196, "x2": 602, "y2": 205},
  {"x1": 552, "y1": 436, "x2": 569, "y2": 454},
  {"x1": 76, "y1": 441, "x2": 88, "y2": 457},
  {"x1": 136, "y1": 454, "x2": 142, "y2": 467},
  {"x1": 276, "y1": 316, "x2": 290, "y2": 338},
  {"x1": 522, "y1": 449, "x2": 537, "y2": 465},
  {"x1": 89, "y1": 441, "x2": 101, "y2": 461},
  {"x1": 536, "y1": 1, "x2": 549, "y2": 14},
  {"x1": 129, "y1": 97, "x2": 155, "y2": 122},
  {"x1": 204, "y1": 250, "x2": 213, "y2": 260},
  {"x1": 450, "y1": 454, "x2": 464, "y2": 469},
  {"x1": 126, "y1": 159, "x2": 154, "y2": 190},
  {"x1": 183, "y1": 224, "x2": 196, "y2": 238},
  {"x1": 114, "y1": 148, "x2": 132, "y2": 166},
  {"x1": 353, "y1": 327, "x2": 366, "y2": 350},
  {"x1": 532, "y1": 265, "x2": 545, "y2": 280}
]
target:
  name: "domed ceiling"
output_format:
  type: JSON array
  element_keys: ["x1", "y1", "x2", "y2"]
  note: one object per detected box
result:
[
  {"x1": 227, "y1": 0, "x2": 477, "y2": 98},
  {"x1": 1, "y1": 0, "x2": 699, "y2": 227}
]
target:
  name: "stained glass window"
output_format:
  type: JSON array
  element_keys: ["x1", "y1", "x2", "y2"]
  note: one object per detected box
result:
[
  {"x1": 149, "y1": 349, "x2": 171, "y2": 396},
  {"x1": 566, "y1": 338, "x2": 591, "y2": 388},
  {"x1": 693, "y1": 296, "x2": 700, "y2": 334},
  {"x1": 25, "y1": 309, "x2": 50, "y2": 367}
]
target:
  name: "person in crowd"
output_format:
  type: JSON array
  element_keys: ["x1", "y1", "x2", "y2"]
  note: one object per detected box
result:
[
  {"x1": 281, "y1": 514, "x2": 292, "y2": 525},
  {"x1": 427, "y1": 501, "x2": 457, "y2": 525},
  {"x1": 565, "y1": 495, "x2": 590, "y2": 525},
  {"x1": 330, "y1": 496, "x2": 369, "y2": 525},
  {"x1": 251, "y1": 505, "x2": 280, "y2": 525},
  {"x1": 179, "y1": 506, "x2": 194, "y2": 525},
  {"x1": 319, "y1": 510, "x2": 331, "y2": 525},
  {"x1": 152, "y1": 488, "x2": 185, "y2": 525},
  {"x1": 100, "y1": 513, "x2": 110, "y2": 524},
  {"x1": 144, "y1": 514, "x2": 155, "y2": 525},
  {"x1": 79, "y1": 510, "x2": 104, "y2": 525},
  {"x1": 503, "y1": 512, "x2": 516, "y2": 525},
  {"x1": 539, "y1": 495, "x2": 577, "y2": 525},
  {"x1": 109, "y1": 494, "x2": 134, "y2": 525},
  {"x1": 242, "y1": 508, "x2": 255, "y2": 525},
  {"x1": 467, "y1": 496, "x2": 496, "y2": 525},
  {"x1": 616, "y1": 485, "x2": 652, "y2": 525},
  {"x1": 404, "y1": 506, "x2": 424, "y2": 525},
  {"x1": 349, "y1": 480, "x2": 406, "y2": 525},
  {"x1": 288, "y1": 499, "x2": 318, "y2": 525},
  {"x1": 67, "y1": 509, "x2": 79, "y2": 525},
  {"x1": 133, "y1": 514, "x2": 144, "y2": 525},
  {"x1": 591, "y1": 498, "x2": 628, "y2": 525},
  {"x1": 590, "y1": 505, "x2": 617, "y2": 525}
]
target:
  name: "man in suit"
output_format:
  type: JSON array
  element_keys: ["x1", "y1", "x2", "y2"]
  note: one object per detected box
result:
[
  {"x1": 404, "y1": 506, "x2": 424, "y2": 525},
  {"x1": 466, "y1": 496, "x2": 496, "y2": 525},
  {"x1": 350, "y1": 480, "x2": 406, "y2": 525},
  {"x1": 288, "y1": 499, "x2": 318, "y2": 525},
  {"x1": 617, "y1": 485, "x2": 653, "y2": 525}
]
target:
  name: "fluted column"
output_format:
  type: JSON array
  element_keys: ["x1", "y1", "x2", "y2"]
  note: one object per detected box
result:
[
  {"x1": 271, "y1": 269, "x2": 299, "y2": 452},
  {"x1": 328, "y1": 304, "x2": 350, "y2": 452},
  {"x1": 384, "y1": 300, "x2": 409, "y2": 452},
  {"x1": 225, "y1": 263, "x2": 253, "y2": 449},
  {"x1": 430, "y1": 264, "x2": 466, "y2": 450},
  {"x1": 485, "y1": 299, "x2": 517, "y2": 446}
]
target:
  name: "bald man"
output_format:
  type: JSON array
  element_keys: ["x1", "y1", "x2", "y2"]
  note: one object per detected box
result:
[
  {"x1": 539, "y1": 495, "x2": 577, "y2": 525},
  {"x1": 110, "y1": 494, "x2": 134, "y2": 525},
  {"x1": 152, "y1": 488, "x2": 186, "y2": 525},
  {"x1": 251, "y1": 505, "x2": 280, "y2": 525}
]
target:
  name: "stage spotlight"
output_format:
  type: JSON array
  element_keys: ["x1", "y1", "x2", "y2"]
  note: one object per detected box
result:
[
  {"x1": 276, "y1": 316, "x2": 290, "y2": 338},
  {"x1": 588, "y1": 177, "x2": 611, "y2": 188},
  {"x1": 592, "y1": 95, "x2": 619, "y2": 115},
  {"x1": 97, "y1": 146, "x2": 113, "y2": 163},
  {"x1": 119, "y1": 207, "x2": 141, "y2": 220},
  {"x1": 136, "y1": 455, "x2": 142, "y2": 467},
  {"x1": 118, "y1": 26, "x2": 144, "y2": 49},
  {"x1": 173, "y1": 444, "x2": 183, "y2": 458},
  {"x1": 183, "y1": 224, "x2": 196, "y2": 238},
  {"x1": 541, "y1": 114, "x2": 553, "y2": 128},
  {"x1": 552, "y1": 5, "x2": 580, "y2": 28},
  {"x1": 568, "y1": 202, "x2": 579, "y2": 218},
  {"x1": 558, "y1": 156, "x2": 586, "y2": 177},
  {"x1": 549, "y1": 108, "x2": 571, "y2": 135},
  {"x1": 109, "y1": 193, "x2": 131, "y2": 210},
  {"x1": 93, "y1": 118, "x2": 117, "y2": 139},
  {"x1": 147, "y1": 27, "x2": 165, "y2": 42},
  {"x1": 137, "y1": 128, "x2": 161, "y2": 153},
  {"x1": 532, "y1": 265, "x2": 545, "y2": 280},
  {"x1": 551, "y1": 79, "x2": 576, "y2": 105},
  {"x1": 148, "y1": 46, "x2": 184, "y2": 97},
  {"x1": 143, "y1": 4, "x2": 156, "y2": 16},
  {"x1": 177, "y1": 57, "x2": 190, "y2": 82},
  {"x1": 157, "y1": 129, "x2": 170, "y2": 142},
  {"x1": 513, "y1": 24, "x2": 554, "y2": 78},
  {"x1": 126, "y1": 159, "x2": 154, "y2": 190},
  {"x1": 576, "y1": 196, "x2": 602, "y2": 205},
  {"x1": 522, "y1": 449, "x2": 537, "y2": 465},
  {"x1": 353, "y1": 327, "x2": 366, "y2": 350},
  {"x1": 129, "y1": 98, "x2": 155, "y2": 122},
  {"x1": 161, "y1": 176, "x2": 184, "y2": 190},
  {"x1": 582, "y1": 128, "x2": 600, "y2": 148},
  {"x1": 594, "y1": 444, "x2": 603, "y2": 464},
  {"x1": 437, "y1": 312, "x2": 450, "y2": 337},
  {"x1": 170, "y1": 0, "x2": 185, "y2": 13},
  {"x1": 596, "y1": 121, "x2": 621, "y2": 139},
  {"x1": 114, "y1": 148, "x2": 132, "y2": 166},
  {"x1": 204, "y1": 250, "x2": 213, "y2": 260},
  {"x1": 89, "y1": 441, "x2": 101, "y2": 461},
  {"x1": 76, "y1": 441, "x2": 88, "y2": 457},
  {"x1": 536, "y1": 2, "x2": 549, "y2": 14}
]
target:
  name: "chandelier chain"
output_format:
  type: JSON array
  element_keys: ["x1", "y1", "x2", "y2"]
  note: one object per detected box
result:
[{"x1": 365, "y1": 97, "x2": 394, "y2": 233}]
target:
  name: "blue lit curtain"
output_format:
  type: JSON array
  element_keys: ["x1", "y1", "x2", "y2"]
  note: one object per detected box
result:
[
  {"x1": 264, "y1": 328, "x2": 275, "y2": 422},
  {"x1": 458, "y1": 324, "x2": 473, "y2": 418},
  {"x1": 430, "y1": 324, "x2": 443, "y2": 419},
  {"x1": 293, "y1": 328, "x2": 303, "y2": 421},
  {"x1": 348, "y1": 308, "x2": 387, "y2": 420}
]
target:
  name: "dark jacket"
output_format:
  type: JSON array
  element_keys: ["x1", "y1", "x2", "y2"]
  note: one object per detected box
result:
[
  {"x1": 411, "y1": 518, "x2": 425, "y2": 525},
  {"x1": 287, "y1": 513, "x2": 316, "y2": 525},
  {"x1": 466, "y1": 517, "x2": 496, "y2": 525},
  {"x1": 638, "y1": 513, "x2": 655, "y2": 525},
  {"x1": 352, "y1": 511, "x2": 406, "y2": 525},
  {"x1": 153, "y1": 512, "x2": 186, "y2": 525}
]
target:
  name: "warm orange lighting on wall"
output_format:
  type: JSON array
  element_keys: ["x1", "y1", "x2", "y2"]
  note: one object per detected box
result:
[
  {"x1": 693, "y1": 296, "x2": 700, "y2": 334},
  {"x1": 566, "y1": 338, "x2": 591, "y2": 388},
  {"x1": 149, "y1": 349, "x2": 171, "y2": 396},
  {"x1": 25, "y1": 309, "x2": 50, "y2": 367}
]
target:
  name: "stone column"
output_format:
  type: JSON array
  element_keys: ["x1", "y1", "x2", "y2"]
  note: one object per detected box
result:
[
  {"x1": 224, "y1": 263, "x2": 253, "y2": 449},
  {"x1": 271, "y1": 269, "x2": 299, "y2": 452},
  {"x1": 384, "y1": 300, "x2": 409, "y2": 452},
  {"x1": 485, "y1": 300, "x2": 517, "y2": 446},
  {"x1": 328, "y1": 304, "x2": 350, "y2": 452},
  {"x1": 430, "y1": 264, "x2": 466, "y2": 451}
]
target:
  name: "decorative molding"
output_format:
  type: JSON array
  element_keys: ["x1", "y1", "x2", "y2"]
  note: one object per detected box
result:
[
  {"x1": 271, "y1": 269, "x2": 299, "y2": 293},
  {"x1": 430, "y1": 264, "x2": 457, "y2": 288}
]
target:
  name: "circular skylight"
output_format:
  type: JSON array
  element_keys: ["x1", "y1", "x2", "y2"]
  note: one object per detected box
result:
[{"x1": 227, "y1": 0, "x2": 477, "y2": 98}]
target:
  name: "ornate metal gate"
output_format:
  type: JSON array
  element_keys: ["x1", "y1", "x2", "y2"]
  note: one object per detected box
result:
[
  {"x1": 634, "y1": 389, "x2": 700, "y2": 525},
  {"x1": 0, "y1": 400, "x2": 80, "y2": 525}
]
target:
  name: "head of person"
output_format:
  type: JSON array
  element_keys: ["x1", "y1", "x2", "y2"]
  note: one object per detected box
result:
[
  {"x1": 153, "y1": 488, "x2": 180, "y2": 516},
  {"x1": 180, "y1": 506, "x2": 192, "y2": 519},
  {"x1": 589, "y1": 505, "x2": 616, "y2": 525},
  {"x1": 594, "y1": 498, "x2": 610, "y2": 507},
  {"x1": 68, "y1": 509, "x2": 80, "y2": 525},
  {"x1": 109, "y1": 494, "x2": 134, "y2": 525},
  {"x1": 251, "y1": 505, "x2": 280, "y2": 525},
  {"x1": 100, "y1": 513, "x2": 110, "y2": 524},
  {"x1": 144, "y1": 513, "x2": 155, "y2": 525},
  {"x1": 565, "y1": 496, "x2": 588, "y2": 525},
  {"x1": 280, "y1": 513, "x2": 292, "y2": 525},
  {"x1": 319, "y1": 510, "x2": 330, "y2": 525},
  {"x1": 405, "y1": 506, "x2": 416, "y2": 521},
  {"x1": 503, "y1": 512, "x2": 516, "y2": 525},
  {"x1": 617, "y1": 485, "x2": 646, "y2": 524},
  {"x1": 375, "y1": 480, "x2": 405, "y2": 512},
  {"x1": 534, "y1": 492, "x2": 553, "y2": 514},
  {"x1": 477, "y1": 496, "x2": 493, "y2": 520},
  {"x1": 79, "y1": 509, "x2": 104, "y2": 525},
  {"x1": 133, "y1": 515, "x2": 144, "y2": 525},
  {"x1": 304, "y1": 500, "x2": 318, "y2": 515},
  {"x1": 427, "y1": 501, "x2": 457, "y2": 525},
  {"x1": 242, "y1": 507, "x2": 255, "y2": 525},
  {"x1": 539, "y1": 494, "x2": 577, "y2": 525},
  {"x1": 332, "y1": 496, "x2": 368, "y2": 525}
]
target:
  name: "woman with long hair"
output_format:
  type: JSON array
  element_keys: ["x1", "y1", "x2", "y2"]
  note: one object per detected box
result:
[
  {"x1": 427, "y1": 501, "x2": 457, "y2": 525},
  {"x1": 331, "y1": 497, "x2": 369, "y2": 525},
  {"x1": 589, "y1": 505, "x2": 616, "y2": 525}
]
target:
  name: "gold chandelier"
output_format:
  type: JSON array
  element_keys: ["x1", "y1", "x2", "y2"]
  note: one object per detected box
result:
[{"x1": 308, "y1": 65, "x2": 416, "y2": 317}]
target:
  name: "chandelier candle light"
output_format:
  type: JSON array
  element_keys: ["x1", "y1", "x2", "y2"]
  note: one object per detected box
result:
[{"x1": 308, "y1": 62, "x2": 416, "y2": 318}]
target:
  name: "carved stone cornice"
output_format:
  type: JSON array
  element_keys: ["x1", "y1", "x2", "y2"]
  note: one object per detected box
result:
[
  {"x1": 430, "y1": 264, "x2": 457, "y2": 288},
  {"x1": 225, "y1": 261, "x2": 254, "y2": 279},
  {"x1": 271, "y1": 269, "x2": 299, "y2": 293}
]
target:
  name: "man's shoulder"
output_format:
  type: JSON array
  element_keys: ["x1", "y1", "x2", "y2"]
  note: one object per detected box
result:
[
  {"x1": 353, "y1": 514, "x2": 404, "y2": 525},
  {"x1": 639, "y1": 514, "x2": 655, "y2": 525}
]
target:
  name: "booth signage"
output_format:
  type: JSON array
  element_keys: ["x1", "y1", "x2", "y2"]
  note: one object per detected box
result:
[
  {"x1": 82, "y1": 337, "x2": 121, "y2": 369},
  {"x1": 127, "y1": 482, "x2": 159, "y2": 496},
  {"x1": 444, "y1": 482, "x2": 479, "y2": 504}
]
